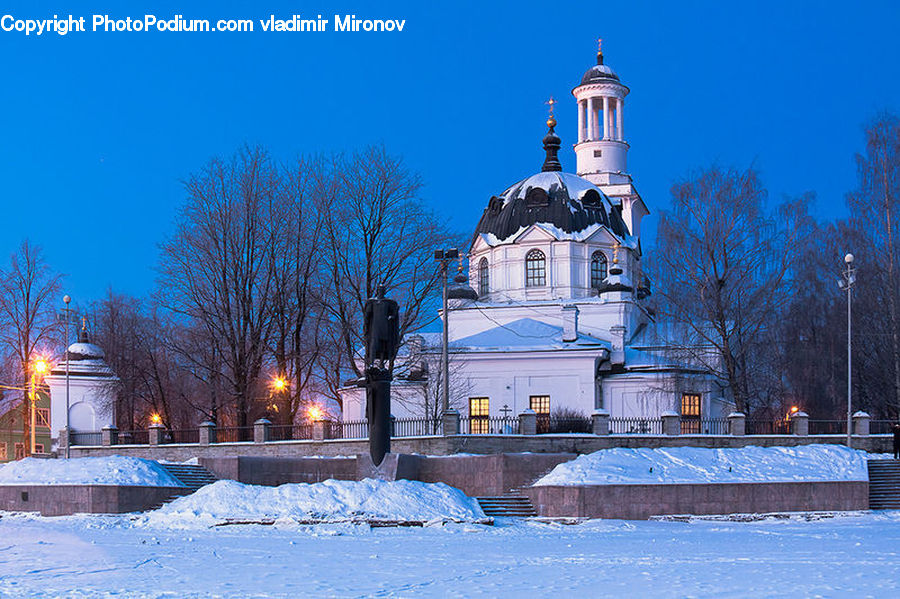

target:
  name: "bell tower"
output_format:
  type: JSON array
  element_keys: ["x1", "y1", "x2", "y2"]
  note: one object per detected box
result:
[{"x1": 572, "y1": 40, "x2": 648, "y2": 239}]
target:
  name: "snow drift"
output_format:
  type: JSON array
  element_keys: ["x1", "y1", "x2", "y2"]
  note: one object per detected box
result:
[
  {"x1": 0, "y1": 456, "x2": 183, "y2": 487},
  {"x1": 145, "y1": 478, "x2": 485, "y2": 525},
  {"x1": 533, "y1": 444, "x2": 870, "y2": 486}
]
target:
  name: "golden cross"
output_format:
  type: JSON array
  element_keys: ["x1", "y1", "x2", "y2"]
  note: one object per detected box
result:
[
  {"x1": 597, "y1": 37, "x2": 603, "y2": 53},
  {"x1": 82, "y1": 316, "x2": 87, "y2": 331},
  {"x1": 613, "y1": 240, "x2": 620, "y2": 264},
  {"x1": 545, "y1": 96, "x2": 557, "y2": 117}
]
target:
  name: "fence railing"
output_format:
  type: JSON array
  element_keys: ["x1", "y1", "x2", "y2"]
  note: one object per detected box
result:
[
  {"x1": 610, "y1": 417, "x2": 663, "y2": 435},
  {"x1": 391, "y1": 418, "x2": 441, "y2": 437},
  {"x1": 808, "y1": 420, "x2": 847, "y2": 435},
  {"x1": 335, "y1": 419, "x2": 368, "y2": 439},
  {"x1": 214, "y1": 426, "x2": 254, "y2": 443},
  {"x1": 871, "y1": 420, "x2": 899, "y2": 435},
  {"x1": 69, "y1": 431, "x2": 102, "y2": 446},
  {"x1": 118, "y1": 430, "x2": 149, "y2": 445},
  {"x1": 460, "y1": 416, "x2": 519, "y2": 435},
  {"x1": 167, "y1": 429, "x2": 199, "y2": 444},
  {"x1": 745, "y1": 420, "x2": 791, "y2": 435}
]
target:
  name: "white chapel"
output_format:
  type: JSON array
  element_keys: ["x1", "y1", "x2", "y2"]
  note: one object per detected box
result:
[{"x1": 342, "y1": 46, "x2": 731, "y2": 428}]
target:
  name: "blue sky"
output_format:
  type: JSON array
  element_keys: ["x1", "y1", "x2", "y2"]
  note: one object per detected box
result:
[{"x1": 1, "y1": 1, "x2": 898, "y2": 306}]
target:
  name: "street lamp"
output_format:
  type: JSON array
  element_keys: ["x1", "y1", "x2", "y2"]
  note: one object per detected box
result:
[
  {"x1": 30, "y1": 357, "x2": 49, "y2": 455},
  {"x1": 434, "y1": 248, "x2": 458, "y2": 415},
  {"x1": 62, "y1": 294, "x2": 72, "y2": 458},
  {"x1": 840, "y1": 253, "x2": 856, "y2": 447}
]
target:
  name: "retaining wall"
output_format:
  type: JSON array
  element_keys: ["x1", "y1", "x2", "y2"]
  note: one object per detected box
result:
[
  {"x1": 523, "y1": 481, "x2": 869, "y2": 520},
  {"x1": 0, "y1": 485, "x2": 188, "y2": 516},
  {"x1": 68, "y1": 434, "x2": 893, "y2": 460}
]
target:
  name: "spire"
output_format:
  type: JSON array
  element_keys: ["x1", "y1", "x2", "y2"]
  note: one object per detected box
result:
[
  {"x1": 541, "y1": 97, "x2": 562, "y2": 172},
  {"x1": 597, "y1": 37, "x2": 603, "y2": 65},
  {"x1": 78, "y1": 316, "x2": 90, "y2": 343}
]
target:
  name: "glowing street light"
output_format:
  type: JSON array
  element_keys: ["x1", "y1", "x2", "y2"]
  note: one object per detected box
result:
[
  {"x1": 271, "y1": 376, "x2": 287, "y2": 392},
  {"x1": 30, "y1": 357, "x2": 50, "y2": 455},
  {"x1": 307, "y1": 405, "x2": 323, "y2": 421},
  {"x1": 150, "y1": 413, "x2": 162, "y2": 425}
]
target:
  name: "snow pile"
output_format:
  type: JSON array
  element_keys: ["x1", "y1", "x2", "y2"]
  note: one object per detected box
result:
[
  {"x1": 145, "y1": 478, "x2": 485, "y2": 526},
  {"x1": 534, "y1": 445, "x2": 870, "y2": 486},
  {"x1": 0, "y1": 456, "x2": 183, "y2": 487}
]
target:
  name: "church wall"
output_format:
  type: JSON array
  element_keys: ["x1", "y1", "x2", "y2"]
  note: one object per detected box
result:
[{"x1": 46, "y1": 376, "x2": 115, "y2": 439}]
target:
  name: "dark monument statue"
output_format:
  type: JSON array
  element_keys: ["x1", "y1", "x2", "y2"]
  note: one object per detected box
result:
[{"x1": 363, "y1": 284, "x2": 400, "y2": 466}]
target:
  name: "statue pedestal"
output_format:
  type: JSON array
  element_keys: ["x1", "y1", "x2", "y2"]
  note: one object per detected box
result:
[{"x1": 356, "y1": 453, "x2": 420, "y2": 482}]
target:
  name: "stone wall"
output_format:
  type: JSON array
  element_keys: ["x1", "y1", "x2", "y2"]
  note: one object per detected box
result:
[
  {"x1": 416, "y1": 453, "x2": 575, "y2": 496},
  {"x1": 523, "y1": 481, "x2": 869, "y2": 520},
  {"x1": 200, "y1": 456, "x2": 357, "y2": 486},
  {"x1": 69, "y1": 434, "x2": 893, "y2": 460},
  {"x1": 0, "y1": 485, "x2": 188, "y2": 516}
]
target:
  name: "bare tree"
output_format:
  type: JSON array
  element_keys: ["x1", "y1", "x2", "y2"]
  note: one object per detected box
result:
[
  {"x1": 157, "y1": 145, "x2": 281, "y2": 428},
  {"x1": 316, "y1": 146, "x2": 457, "y2": 402},
  {"x1": 0, "y1": 241, "x2": 62, "y2": 454},
  {"x1": 650, "y1": 166, "x2": 805, "y2": 414}
]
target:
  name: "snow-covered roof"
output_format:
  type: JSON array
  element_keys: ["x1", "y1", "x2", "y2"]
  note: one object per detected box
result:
[
  {"x1": 67, "y1": 341, "x2": 105, "y2": 360},
  {"x1": 452, "y1": 318, "x2": 609, "y2": 352},
  {"x1": 471, "y1": 170, "x2": 629, "y2": 247}
]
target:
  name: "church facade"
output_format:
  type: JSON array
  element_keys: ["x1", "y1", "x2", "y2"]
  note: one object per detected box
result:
[{"x1": 341, "y1": 48, "x2": 731, "y2": 428}]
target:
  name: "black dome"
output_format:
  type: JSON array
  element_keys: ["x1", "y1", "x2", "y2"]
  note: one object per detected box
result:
[
  {"x1": 580, "y1": 63, "x2": 620, "y2": 86},
  {"x1": 472, "y1": 172, "x2": 629, "y2": 244}
]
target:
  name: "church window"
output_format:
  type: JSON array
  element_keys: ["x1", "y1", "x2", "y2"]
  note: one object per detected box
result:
[
  {"x1": 530, "y1": 395, "x2": 551, "y2": 433},
  {"x1": 525, "y1": 249, "x2": 546, "y2": 287},
  {"x1": 469, "y1": 397, "x2": 489, "y2": 434},
  {"x1": 591, "y1": 251, "x2": 608, "y2": 287},
  {"x1": 593, "y1": 150, "x2": 602, "y2": 157},
  {"x1": 478, "y1": 258, "x2": 489, "y2": 297},
  {"x1": 680, "y1": 393, "x2": 701, "y2": 434}
]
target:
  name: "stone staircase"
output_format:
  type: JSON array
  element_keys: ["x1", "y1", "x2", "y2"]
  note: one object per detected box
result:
[
  {"x1": 476, "y1": 494, "x2": 537, "y2": 518},
  {"x1": 149, "y1": 462, "x2": 219, "y2": 510},
  {"x1": 868, "y1": 459, "x2": 900, "y2": 510}
]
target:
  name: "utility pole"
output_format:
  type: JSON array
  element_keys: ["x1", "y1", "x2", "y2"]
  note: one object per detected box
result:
[
  {"x1": 63, "y1": 294, "x2": 72, "y2": 458},
  {"x1": 434, "y1": 248, "x2": 458, "y2": 415}
]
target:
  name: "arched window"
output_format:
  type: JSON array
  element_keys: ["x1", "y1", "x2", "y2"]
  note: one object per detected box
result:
[
  {"x1": 478, "y1": 258, "x2": 489, "y2": 297},
  {"x1": 525, "y1": 249, "x2": 546, "y2": 287},
  {"x1": 591, "y1": 251, "x2": 608, "y2": 288}
]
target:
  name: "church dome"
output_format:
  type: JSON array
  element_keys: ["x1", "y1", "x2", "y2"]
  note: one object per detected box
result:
[
  {"x1": 580, "y1": 63, "x2": 620, "y2": 86},
  {"x1": 472, "y1": 170, "x2": 628, "y2": 243},
  {"x1": 66, "y1": 341, "x2": 105, "y2": 361}
]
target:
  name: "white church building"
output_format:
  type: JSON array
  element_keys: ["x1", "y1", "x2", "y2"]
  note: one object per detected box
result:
[
  {"x1": 342, "y1": 47, "x2": 731, "y2": 429},
  {"x1": 45, "y1": 322, "x2": 117, "y2": 448}
]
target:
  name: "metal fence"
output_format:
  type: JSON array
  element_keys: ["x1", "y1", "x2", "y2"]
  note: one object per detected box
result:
[
  {"x1": 118, "y1": 430, "x2": 149, "y2": 445},
  {"x1": 808, "y1": 420, "x2": 847, "y2": 435},
  {"x1": 391, "y1": 417, "x2": 441, "y2": 437},
  {"x1": 335, "y1": 419, "x2": 369, "y2": 439},
  {"x1": 745, "y1": 420, "x2": 791, "y2": 435},
  {"x1": 610, "y1": 417, "x2": 663, "y2": 435},
  {"x1": 460, "y1": 416, "x2": 519, "y2": 435},
  {"x1": 69, "y1": 431, "x2": 102, "y2": 446},
  {"x1": 214, "y1": 426, "x2": 254, "y2": 443},
  {"x1": 871, "y1": 420, "x2": 898, "y2": 435},
  {"x1": 167, "y1": 429, "x2": 199, "y2": 444}
]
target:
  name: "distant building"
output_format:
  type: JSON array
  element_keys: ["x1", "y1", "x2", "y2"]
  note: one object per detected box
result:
[
  {"x1": 0, "y1": 392, "x2": 51, "y2": 462},
  {"x1": 342, "y1": 47, "x2": 731, "y2": 428},
  {"x1": 45, "y1": 322, "x2": 117, "y2": 449}
]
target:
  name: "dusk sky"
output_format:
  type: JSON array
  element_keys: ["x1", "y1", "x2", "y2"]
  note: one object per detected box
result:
[{"x1": 1, "y1": 0, "x2": 898, "y2": 307}]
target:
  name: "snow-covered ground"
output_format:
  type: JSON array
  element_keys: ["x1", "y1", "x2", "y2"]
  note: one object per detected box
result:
[
  {"x1": 143, "y1": 478, "x2": 485, "y2": 527},
  {"x1": 0, "y1": 510, "x2": 899, "y2": 597},
  {"x1": 535, "y1": 444, "x2": 870, "y2": 486},
  {"x1": 0, "y1": 456, "x2": 182, "y2": 487}
]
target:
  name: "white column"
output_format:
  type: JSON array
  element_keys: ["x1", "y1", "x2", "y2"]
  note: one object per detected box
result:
[
  {"x1": 577, "y1": 100, "x2": 584, "y2": 142},
  {"x1": 602, "y1": 96, "x2": 609, "y2": 140},
  {"x1": 586, "y1": 98, "x2": 594, "y2": 141},
  {"x1": 617, "y1": 98, "x2": 624, "y2": 141}
]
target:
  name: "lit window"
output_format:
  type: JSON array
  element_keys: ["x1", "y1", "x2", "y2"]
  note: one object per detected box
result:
[
  {"x1": 478, "y1": 258, "x2": 489, "y2": 297},
  {"x1": 14, "y1": 443, "x2": 24, "y2": 460},
  {"x1": 530, "y1": 395, "x2": 551, "y2": 434},
  {"x1": 525, "y1": 249, "x2": 546, "y2": 287},
  {"x1": 681, "y1": 393, "x2": 701, "y2": 434},
  {"x1": 469, "y1": 397, "x2": 489, "y2": 434},
  {"x1": 591, "y1": 251, "x2": 608, "y2": 287},
  {"x1": 0, "y1": 444, "x2": 6, "y2": 460}
]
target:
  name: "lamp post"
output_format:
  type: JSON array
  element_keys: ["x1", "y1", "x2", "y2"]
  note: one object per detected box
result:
[
  {"x1": 840, "y1": 253, "x2": 856, "y2": 447},
  {"x1": 434, "y1": 248, "x2": 458, "y2": 415},
  {"x1": 63, "y1": 294, "x2": 72, "y2": 458},
  {"x1": 30, "y1": 358, "x2": 49, "y2": 455}
]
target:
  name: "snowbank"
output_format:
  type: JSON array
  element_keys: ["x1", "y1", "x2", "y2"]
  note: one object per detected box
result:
[
  {"x1": 0, "y1": 456, "x2": 183, "y2": 487},
  {"x1": 533, "y1": 445, "x2": 870, "y2": 486},
  {"x1": 145, "y1": 478, "x2": 485, "y2": 525}
]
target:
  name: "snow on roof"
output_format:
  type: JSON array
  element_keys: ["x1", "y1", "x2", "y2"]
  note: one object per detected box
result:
[
  {"x1": 533, "y1": 444, "x2": 870, "y2": 486},
  {"x1": 453, "y1": 318, "x2": 609, "y2": 351}
]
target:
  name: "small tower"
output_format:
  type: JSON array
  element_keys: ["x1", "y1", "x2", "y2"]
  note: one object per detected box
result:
[
  {"x1": 573, "y1": 40, "x2": 648, "y2": 239},
  {"x1": 46, "y1": 319, "x2": 117, "y2": 447}
]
